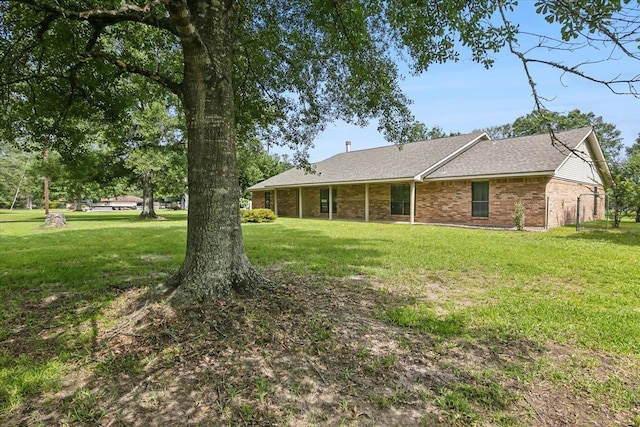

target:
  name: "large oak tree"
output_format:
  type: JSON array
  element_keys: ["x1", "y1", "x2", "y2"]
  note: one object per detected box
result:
[{"x1": 1, "y1": 1, "x2": 638, "y2": 303}]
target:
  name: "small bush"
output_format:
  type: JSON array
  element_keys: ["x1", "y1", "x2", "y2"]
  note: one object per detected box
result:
[
  {"x1": 513, "y1": 200, "x2": 525, "y2": 231},
  {"x1": 241, "y1": 209, "x2": 276, "y2": 223}
]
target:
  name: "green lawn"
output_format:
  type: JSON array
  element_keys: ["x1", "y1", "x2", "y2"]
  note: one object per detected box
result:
[
  {"x1": 1, "y1": 209, "x2": 639, "y2": 425},
  {"x1": 244, "y1": 216, "x2": 640, "y2": 353}
]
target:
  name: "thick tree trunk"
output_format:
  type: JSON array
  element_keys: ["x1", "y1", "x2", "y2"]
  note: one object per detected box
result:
[
  {"x1": 139, "y1": 172, "x2": 157, "y2": 219},
  {"x1": 166, "y1": 1, "x2": 268, "y2": 304}
]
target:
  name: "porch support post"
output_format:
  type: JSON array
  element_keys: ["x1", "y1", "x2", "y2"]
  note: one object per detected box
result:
[
  {"x1": 329, "y1": 185, "x2": 333, "y2": 220},
  {"x1": 274, "y1": 189, "x2": 278, "y2": 216},
  {"x1": 298, "y1": 187, "x2": 303, "y2": 218},
  {"x1": 365, "y1": 183, "x2": 369, "y2": 222},
  {"x1": 410, "y1": 181, "x2": 416, "y2": 225}
]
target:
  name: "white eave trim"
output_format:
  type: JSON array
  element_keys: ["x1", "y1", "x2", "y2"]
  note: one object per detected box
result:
[
  {"x1": 414, "y1": 132, "x2": 490, "y2": 181},
  {"x1": 258, "y1": 176, "x2": 416, "y2": 190},
  {"x1": 424, "y1": 171, "x2": 555, "y2": 182}
]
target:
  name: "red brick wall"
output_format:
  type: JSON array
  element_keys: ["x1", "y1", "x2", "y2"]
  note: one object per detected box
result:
[
  {"x1": 546, "y1": 178, "x2": 605, "y2": 227},
  {"x1": 252, "y1": 191, "x2": 266, "y2": 209},
  {"x1": 367, "y1": 183, "x2": 415, "y2": 222},
  {"x1": 301, "y1": 187, "x2": 324, "y2": 218},
  {"x1": 335, "y1": 184, "x2": 366, "y2": 220},
  {"x1": 297, "y1": 185, "x2": 367, "y2": 220},
  {"x1": 275, "y1": 188, "x2": 299, "y2": 217},
  {"x1": 254, "y1": 178, "x2": 603, "y2": 227},
  {"x1": 415, "y1": 178, "x2": 549, "y2": 227}
]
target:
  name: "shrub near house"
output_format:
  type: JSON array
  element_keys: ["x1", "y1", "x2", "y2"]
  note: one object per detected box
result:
[{"x1": 241, "y1": 209, "x2": 276, "y2": 223}]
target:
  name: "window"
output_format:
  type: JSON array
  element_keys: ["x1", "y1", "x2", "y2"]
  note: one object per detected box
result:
[
  {"x1": 320, "y1": 188, "x2": 337, "y2": 214},
  {"x1": 471, "y1": 182, "x2": 489, "y2": 217},
  {"x1": 391, "y1": 184, "x2": 411, "y2": 215},
  {"x1": 264, "y1": 191, "x2": 271, "y2": 209}
]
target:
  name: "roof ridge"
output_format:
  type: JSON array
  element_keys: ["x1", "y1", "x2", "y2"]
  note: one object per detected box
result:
[{"x1": 324, "y1": 131, "x2": 485, "y2": 158}]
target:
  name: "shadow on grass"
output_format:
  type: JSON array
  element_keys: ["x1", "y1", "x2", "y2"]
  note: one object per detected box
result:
[
  {"x1": 1, "y1": 273, "x2": 548, "y2": 426},
  {"x1": 0, "y1": 220, "x2": 391, "y2": 420},
  {"x1": 561, "y1": 228, "x2": 640, "y2": 247},
  {"x1": 243, "y1": 223, "x2": 391, "y2": 277}
]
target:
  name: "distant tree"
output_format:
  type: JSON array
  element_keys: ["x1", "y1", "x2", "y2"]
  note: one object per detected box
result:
[
  {"x1": 405, "y1": 124, "x2": 460, "y2": 142},
  {"x1": 124, "y1": 94, "x2": 184, "y2": 219},
  {"x1": 481, "y1": 124, "x2": 513, "y2": 141},
  {"x1": 0, "y1": 142, "x2": 36, "y2": 208},
  {"x1": 608, "y1": 162, "x2": 635, "y2": 227},
  {"x1": 52, "y1": 115, "x2": 133, "y2": 210},
  {"x1": 237, "y1": 138, "x2": 292, "y2": 195},
  {"x1": 627, "y1": 134, "x2": 640, "y2": 158},
  {"x1": 625, "y1": 152, "x2": 640, "y2": 223}
]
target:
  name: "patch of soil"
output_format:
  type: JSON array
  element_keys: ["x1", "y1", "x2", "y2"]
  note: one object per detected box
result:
[{"x1": 3, "y1": 271, "x2": 638, "y2": 426}]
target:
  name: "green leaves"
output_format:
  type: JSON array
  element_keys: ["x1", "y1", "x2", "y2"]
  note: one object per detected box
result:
[{"x1": 533, "y1": 0, "x2": 628, "y2": 41}]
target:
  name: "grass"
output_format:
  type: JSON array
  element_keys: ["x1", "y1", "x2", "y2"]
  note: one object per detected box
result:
[
  {"x1": 1, "y1": 209, "x2": 639, "y2": 425},
  {"x1": 243, "y1": 216, "x2": 640, "y2": 353}
]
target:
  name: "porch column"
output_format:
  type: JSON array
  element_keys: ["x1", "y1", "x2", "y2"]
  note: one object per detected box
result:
[
  {"x1": 410, "y1": 181, "x2": 416, "y2": 225},
  {"x1": 298, "y1": 187, "x2": 303, "y2": 218},
  {"x1": 274, "y1": 189, "x2": 278, "y2": 216},
  {"x1": 365, "y1": 183, "x2": 369, "y2": 222},
  {"x1": 329, "y1": 185, "x2": 333, "y2": 220}
]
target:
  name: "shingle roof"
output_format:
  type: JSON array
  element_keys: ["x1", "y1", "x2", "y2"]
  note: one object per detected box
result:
[
  {"x1": 424, "y1": 127, "x2": 592, "y2": 180},
  {"x1": 248, "y1": 127, "x2": 609, "y2": 190},
  {"x1": 249, "y1": 132, "x2": 487, "y2": 189}
]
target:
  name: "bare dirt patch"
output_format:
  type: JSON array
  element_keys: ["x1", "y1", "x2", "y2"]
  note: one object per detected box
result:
[{"x1": 2, "y1": 271, "x2": 638, "y2": 426}]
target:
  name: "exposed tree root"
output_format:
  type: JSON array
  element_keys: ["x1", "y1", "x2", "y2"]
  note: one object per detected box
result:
[{"x1": 164, "y1": 262, "x2": 277, "y2": 308}]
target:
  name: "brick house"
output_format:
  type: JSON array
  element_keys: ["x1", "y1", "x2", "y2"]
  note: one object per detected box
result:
[{"x1": 248, "y1": 127, "x2": 612, "y2": 228}]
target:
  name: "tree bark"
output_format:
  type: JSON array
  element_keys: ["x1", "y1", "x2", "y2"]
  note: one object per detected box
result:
[
  {"x1": 139, "y1": 172, "x2": 157, "y2": 219},
  {"x1": 43, "y1": 148, "x2": 50, "y2": 215},
  {"x1": 166, "y1": 1, "x2": 268, "y2": 304}
]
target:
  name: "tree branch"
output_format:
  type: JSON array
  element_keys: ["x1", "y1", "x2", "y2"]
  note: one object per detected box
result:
[
  {"x1": 164, "y1": 0, "x2": 203, "y2": 45},
  {"x1": 81, "y1": 51, "x2": 182, "y2": 97},
  {"x1": 13, "y1": 0, "x2": 178, "y2": 36},
  {"x1": 498, "y1": 2, "x2": 593, "y2": 164}
]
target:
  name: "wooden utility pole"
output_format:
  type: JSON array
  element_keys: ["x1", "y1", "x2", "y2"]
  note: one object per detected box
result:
[{"x1": 43, "y1": 147, "x2": 50, "y2": 214}]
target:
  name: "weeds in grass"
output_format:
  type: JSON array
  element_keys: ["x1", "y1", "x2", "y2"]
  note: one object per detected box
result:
[
  {"x1": 305, "y1": 314, "x2": 335, "y2": 354},
  {"x1": 237, "y1": 403, "x2": 255, "y2": 422},
  {"x1": 95, "y1": 352, "x2": 144, "y2": 377},
  {"x1": 254, "y1": 376, "x2": 275, "y2": 403},
  {"x1": 63, "y1": 387, "x2": 106, "y2": 424}
]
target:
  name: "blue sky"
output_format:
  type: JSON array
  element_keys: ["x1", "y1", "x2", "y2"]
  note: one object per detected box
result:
[{"x1": 279, "y1": 3, "x2": 639, "y2": 163}]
